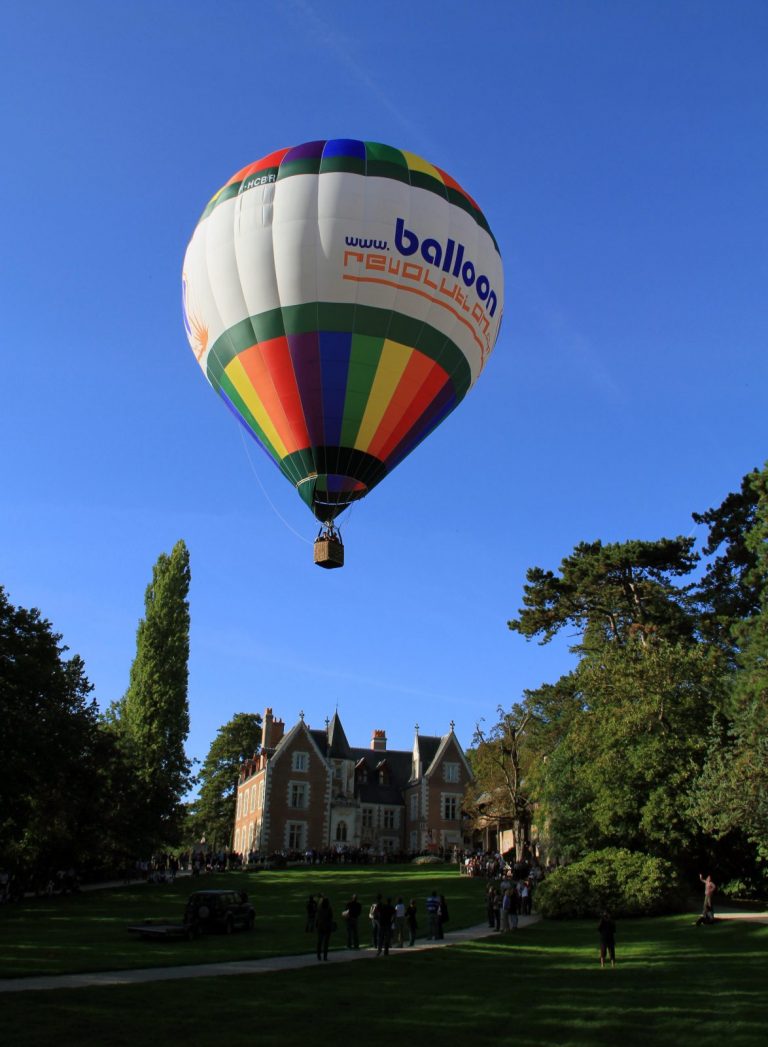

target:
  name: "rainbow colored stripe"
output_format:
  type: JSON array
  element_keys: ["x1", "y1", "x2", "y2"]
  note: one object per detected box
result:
[
  {"x1": 206, "y1": 303, "x2": 468, "y2": 518},
  {"x1": 197, "y1": 139, "x2": 498, "y2": 249}
]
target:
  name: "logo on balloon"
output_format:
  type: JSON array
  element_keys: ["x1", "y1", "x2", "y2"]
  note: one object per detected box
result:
[
  {"x1": 393, "y1": 218, "x2": 498, "y2": 318},
  {"x1": 342, "y1": 216, "x2": 500, "y2": 364}
]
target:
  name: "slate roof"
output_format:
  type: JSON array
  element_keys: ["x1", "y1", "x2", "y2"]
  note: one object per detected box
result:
[
  {"x1": 326, "y1": 712, "x2": 353, "y2": 759},
  {"x1": 415, "y1": 734, "x2": 442, "y2": 770},
  {"x1": 303, "y1": 718, "x2": 449, "y2": 806}
]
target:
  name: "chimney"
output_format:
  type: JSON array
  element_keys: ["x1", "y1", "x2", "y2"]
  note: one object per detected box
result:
[
  {"x1": 371, "y1": 729, "x2": 387, "y2": 752},
  {"x1": 262, "y1": 708, "x2": 284, "y2": 751},
  {"x1": 272, "y1": 716, "x2": 285, "y2": 747}
]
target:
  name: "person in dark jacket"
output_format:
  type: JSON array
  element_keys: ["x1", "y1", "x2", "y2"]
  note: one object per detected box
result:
[
  {"x1": 377, "y1": 897, "x2": 396, "y2": 955},
  {"x1": 345, "y1": 893, "x2": 362, "y2": 949},
  {"x1": 597, "y1": 912, "x2": 616, "y2": 968},
  {"x1": 305, "y1": 894, "x2": 318, "y2": 932},
  {"x1": 315, "y1": 895, "x2": 334, "y2": 961},
  {"x1": 437, "y1": 894, "x2": 449, "y2": 939},
  {"x1": 405, "y1": 898, "x2": 418, "y2": 946}
]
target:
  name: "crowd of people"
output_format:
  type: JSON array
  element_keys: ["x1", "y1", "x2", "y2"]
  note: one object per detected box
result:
[
  {"x1": 304, "y1": 888, "x2": 451, "y2": 960},
  {"x1": 484, "y1": 876, "x2": 534, "y2": 931}
]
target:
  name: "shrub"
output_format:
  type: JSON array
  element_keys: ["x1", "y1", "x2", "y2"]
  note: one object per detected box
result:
[{"x1": 535, "y1": 848, "x2": 685, "y2": 918}]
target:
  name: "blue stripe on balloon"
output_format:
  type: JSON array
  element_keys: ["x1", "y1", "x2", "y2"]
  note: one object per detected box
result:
[
  {"x1": 321, "y1": 138, "x2": 366, "y2": 160},
  {"x1": 318, "y1": 331, "x2": 352, "y2": 447},
  {"x1": 287, "y1": 332, "x2": 323, "y2": 447}
]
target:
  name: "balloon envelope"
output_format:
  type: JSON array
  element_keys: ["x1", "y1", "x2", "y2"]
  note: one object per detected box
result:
[{"x1": 183, "y1": 139, "x2": 503, "y2": 522}]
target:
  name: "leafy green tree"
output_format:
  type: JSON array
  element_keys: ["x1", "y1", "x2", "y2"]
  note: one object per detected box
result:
[
  {"x1": 465, "y1": 705, "x2": 536, "y2": 860},
  {"x1": 570, "y1": 637, "x2": 723, "y2": 860},
  {"x1": 0, "y1": 587, "x2": 129, "y2": 872},
  {"x1": 188, "y1": 712, "x2": 262, "y2": 850},
  {"x1": 692, "y1": 467, "x2": 762, "y2": 654},
  {"x1": 693, "y1": 464, "x2": 768, "y2": 861},
  {"x1": 116, "y1": 540, "x2": 192, "y2": 848},
  {"x1": 522, "y1": 674, "x2": 594, "y2": 863},
  {"x1": 520, "y1": 639, "x2": 723, "y2": 866},
  {"x1": 508, "y1": 538, "x2": 698, "y2": 651}
]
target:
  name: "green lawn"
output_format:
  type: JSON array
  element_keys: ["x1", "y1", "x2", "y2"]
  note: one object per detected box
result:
[
  {"x1": 3, "y1": 911, "x2": 767, "y2": 1046},
  {"x1": 0, "y1": 864, "x2": 484, "y2": 977},
  {"x1": 2, "y1": 869, "x2": 766, "y2": 1046}
]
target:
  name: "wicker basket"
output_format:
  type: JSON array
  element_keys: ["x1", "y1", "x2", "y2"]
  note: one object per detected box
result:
[{"x1": 313, "y1": 538, "x2": 344, "y2": 569}]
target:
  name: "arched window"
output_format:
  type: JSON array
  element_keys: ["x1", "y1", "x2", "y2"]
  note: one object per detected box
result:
[{"x1": 335, "y1": 820, "x2": 348, "y2": 842}]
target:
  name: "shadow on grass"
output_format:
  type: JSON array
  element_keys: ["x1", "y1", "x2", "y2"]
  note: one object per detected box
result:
[{"x1": 2, "y1": 915, "x2": 767, "y2": 1047}]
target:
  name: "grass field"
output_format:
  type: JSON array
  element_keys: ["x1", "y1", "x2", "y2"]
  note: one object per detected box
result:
[
  {"x1": 0, "y1": 864, "x2": 484, "y2": 977},
  {"x1": 2, "y1": 868, "x2": 767, "y2": 1047}
]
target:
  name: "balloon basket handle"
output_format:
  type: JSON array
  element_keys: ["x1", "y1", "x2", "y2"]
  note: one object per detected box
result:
[{"x1": 314, "y1": 527, "x2": 344, "y2": 569}]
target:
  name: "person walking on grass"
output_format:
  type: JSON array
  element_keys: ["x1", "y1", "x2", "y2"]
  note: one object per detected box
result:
[
  {"x1": 377, "y1": 897, "x2": 396, "y2": 955},
  {"x1": 405, "y1": 898, "x2": 418, "y2": 945},
  {"x1": 344, "y1": 893, "x2": 361, "y2": 949},
  {"x1": 305, "y1": 893, "x2": 318, "y2": 932},
  {"x1": 426, "y1": 890, "x2": 440, "y2": 940},
  {"x1": 597, "y1": 911, "x2": 616, "y2": 969},
  {"x1": 394, "y1": 897, "x2": 406, "y2": 947},
  {"x1": 315, "y1": 895, "x2": 334, "y2": 961}
]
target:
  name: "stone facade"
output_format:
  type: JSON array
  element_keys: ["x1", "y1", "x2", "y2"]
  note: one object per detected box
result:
[{"x1": 233, "y1": 708, "x2": 473, "y2": 856}]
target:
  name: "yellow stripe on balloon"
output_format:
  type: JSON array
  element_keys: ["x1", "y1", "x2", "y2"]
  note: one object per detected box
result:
[
  {"x1": 354, "y1": 340, "x2": 412, "y2": 452},
  {"x1": 226, "y1": 357, "x2": 289, "y2": 460},
  {"x1": 401, "y1": 151, "x2": 443, "y2": 182}
]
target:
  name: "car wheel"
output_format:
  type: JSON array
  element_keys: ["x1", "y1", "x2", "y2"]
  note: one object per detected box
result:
[{"x1": 225, "y1": 916, "x2": 234, "y2": 935}]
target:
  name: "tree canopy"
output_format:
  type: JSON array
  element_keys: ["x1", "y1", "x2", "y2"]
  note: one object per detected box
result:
[
  {"x1": 114, "y1": 540, "x2": 192, "y2": 849},
  {"x1": 188, "y1": 712, "x2": 262, "y2": 850},
  {"x1": 508, "y1": 537, "x2": 698, "y2": 651},
  {"x1": 491, "y1": 464, "x2": 768, "y2": 888},
  {"x1": 0, "y1": 587, "x2": 128, "y2": 872}
]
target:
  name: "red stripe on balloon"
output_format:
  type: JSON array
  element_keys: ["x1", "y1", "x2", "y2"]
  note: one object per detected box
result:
[
  {"x1": 371, "y1": 356, "x2": 451, "y2": 464},
  {"x1": 237, "y1": 338, "x2": 309, "y2": 455}
]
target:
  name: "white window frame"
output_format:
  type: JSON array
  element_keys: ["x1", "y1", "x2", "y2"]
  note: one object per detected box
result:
[
  {"x1": 442, "y1": 793, "x2": 460, "y2": 820},
  {"x1": 287, "y1": 821, "x2": 306, "y2": 850},
  {"x1": 292, "y1": 751, "x2": 309, "y2": 772},
  {"x1": 289, "y1": 780, "x2": 308, "y2": 809}
]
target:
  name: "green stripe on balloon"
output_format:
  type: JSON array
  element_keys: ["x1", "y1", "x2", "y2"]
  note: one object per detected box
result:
[
  {"x1": 340, "y1": 334, "x2": 385, "y2": 448},
  {"x1": 205, "y1": 305, "x2": 472, "y2": 401}
]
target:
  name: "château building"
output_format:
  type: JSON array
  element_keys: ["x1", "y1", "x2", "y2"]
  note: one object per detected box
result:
[{"x1": 234, "y1": 708, "x2": 473, "y2": 856}]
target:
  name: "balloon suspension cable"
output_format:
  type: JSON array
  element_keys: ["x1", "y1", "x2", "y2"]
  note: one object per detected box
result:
[{"x1": 237, "y1": 426, "x2": 312, "y2": 545}]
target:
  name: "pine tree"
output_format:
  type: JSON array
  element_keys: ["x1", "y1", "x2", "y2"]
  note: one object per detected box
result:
[{"x1": 119, "y1": 540, "x2": 191, "y2": 847}]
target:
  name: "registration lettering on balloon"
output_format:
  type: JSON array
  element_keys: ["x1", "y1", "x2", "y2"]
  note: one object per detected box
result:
[{"x1": 182, "y1": 139, "x2": 504, "y2": 556}]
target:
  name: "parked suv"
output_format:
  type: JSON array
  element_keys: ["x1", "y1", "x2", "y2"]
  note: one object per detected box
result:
[{"x1": 184, "y1": 890, "x2": 254, "y2": 935}]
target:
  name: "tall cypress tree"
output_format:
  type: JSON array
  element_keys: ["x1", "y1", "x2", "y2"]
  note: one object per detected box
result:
[{"x1": 120, "y1": 540, "x2": 191, "y2": 847}]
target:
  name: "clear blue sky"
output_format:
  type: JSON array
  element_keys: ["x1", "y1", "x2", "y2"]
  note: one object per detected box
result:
[{"x1": 2, "y1": 1, "x2": 766, "y2": 776}]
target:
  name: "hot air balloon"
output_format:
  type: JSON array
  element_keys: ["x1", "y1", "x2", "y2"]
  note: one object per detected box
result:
[{"x1": 182, "y1": 140, "x2": 503, "y2": 567}]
